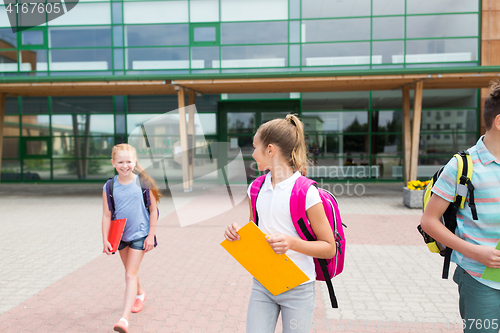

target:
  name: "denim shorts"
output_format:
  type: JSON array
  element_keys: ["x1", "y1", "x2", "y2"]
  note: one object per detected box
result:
[{"x1": 118, "y1": 236, "x2": 148, "y2": 251}]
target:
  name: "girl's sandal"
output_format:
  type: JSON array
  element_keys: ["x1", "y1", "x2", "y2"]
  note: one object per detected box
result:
[{"x1": 113, "y1": 318, "x2": 129, "y2": 333}]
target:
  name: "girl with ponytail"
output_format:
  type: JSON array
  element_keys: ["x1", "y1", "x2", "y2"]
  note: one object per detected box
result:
[
  {"x1": 102, "y1": 143, "x2": 162, "y2": 333},
  {"x1": 224, "y1": 114, "x2": 336, "y2": 333}
]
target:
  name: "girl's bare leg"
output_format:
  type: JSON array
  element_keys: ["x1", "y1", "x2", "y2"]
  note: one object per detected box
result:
[{"x1": 118, "y1": 247, "x2": 145, "y2": 321}]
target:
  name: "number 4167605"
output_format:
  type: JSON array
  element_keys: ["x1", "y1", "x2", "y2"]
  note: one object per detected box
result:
[{"x1": 6, "y1": 3, "x2": 61, "y2": 14}]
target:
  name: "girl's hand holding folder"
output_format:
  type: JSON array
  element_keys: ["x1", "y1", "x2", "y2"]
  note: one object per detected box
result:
[{"x1": 224, "y1": 222, "x2": 241, "y2": 241}]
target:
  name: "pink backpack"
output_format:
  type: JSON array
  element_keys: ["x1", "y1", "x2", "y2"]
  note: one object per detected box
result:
[{"x1": 249, "y1": 174, "x2": 346, "y2": 308}]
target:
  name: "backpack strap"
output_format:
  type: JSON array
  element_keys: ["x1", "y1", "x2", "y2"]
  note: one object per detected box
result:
[
  {"x1": 249, "y1": 175, "x2": 266, "y2": 226},
  {"x1": 105, "y1": 177, "x2": 116, "y2": 220},
  {"x1": 290, "y1": 176, "x2": 339, "y2": 308}
]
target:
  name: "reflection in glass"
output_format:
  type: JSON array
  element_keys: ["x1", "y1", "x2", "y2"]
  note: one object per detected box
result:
[
  {"x1": 373, "y1": 0, "x2": 404, "y2": 15},
  {"x1": 407, "y1": 0, "x2": 478, "y2": 14},
  {"x1": 127, "y1": 47, "x2": 189, "y2": 70},
  {"x1": 228, "y1": 136, "x2": 253, "y2": 157},
  {"x1": 21, "y1": 97, "x2": 49, "y2": 114},
  {"x1": 49, "y1": 49, "x2": 112, "y2": 71},
  {"x1": 25, "y1": 140, "x2": 48, "y2": 156},
  {"x1": 52, "y1": 115, "x2": 114, "y2": 136},
  {"x1": 19, "y1": 49, "x2": 47, "y2": 72},
  {"x1": 303, "y1": 111, "x2": 368, "y2": 133},
  {"x1": 302, "y1": 0, "x2": 370, "y2": 18},
  {"x1": 406, "y1": 14, "x2": 478, "y2": 39},
  {"x1": 194, "y1": 27, "x2": 216, "y2": 42},
  {"x1": 48, "y1": 3, "x2": 111, "y2": 26},
  {"x1": 0, "y1": 28, "x2": 17, "y2": 47},
  {"x1": 21, "y1": 115, "x2": 50, "y2": 136},
  {"x1": 52, "y1": 97, "x2": 113, "y2": 114},
  {"x1": 302, "y1": 42, "x2": 370, "y2": 66},
  {"x1": 302, "y1": 19, "x2": 370, "y2": 42},
  {"x1": 227, "y1": 112, "x2": 255, "y2": 134},
  {"x1": 125, "y1": 25, "x2": 189, "y2": 46},
  {"x1": 420, "y1": 133, "x2": 476, "y2": 156},
  {"x1": 190, "y1": 0, "x2": 219, "y2": 23},
  {"x1": 372, "y1": 134, "x2": 402, "y2": 155},
  {"x1": 128, "y1": 95, "x2": 179, "y2": 113},
  {"x1": 0, "y1": 51, "x2": 18, "y2": 73},
  {"x1": 372, "y1": 41, "x2": 404, "y2": 64},
  {"x1": 374, "y1": 157, "x2": 403, "y2": 180},
  {"x1": 403, "y1": 39, "x2": 477, "y2": 64},
  {"x1": 372, "y1": 17, "x2": 404, "y2": 40},
  {"x1": 2, "y1": 138, "x2": 19, "y2": 158},
  {"x1": 52, "y1": 159, "x2": 115, "y2": 180},
  {"x1": 220, "y1": 45, "x2": 287, "y2": 68},
  {"x1": 52, "y1": 136, "x2": 114, "y2": 158},
  {"x1": 221, "y1": 22, "x2": 287, "y2": 44},
  {"x1": 113, "y1": 25, "x2": 123, "y2": 47},
  {"x1": 127, "y1": 113, "x2": 181, "y2": 135},
  {"x1": 302, "y1": 92, "x2": 370, "y2": 110},
  {"x1": 372, "y1": 110, "x2": 402, "y2": 133},
  {"x1": 23, "y1": 159, "x2": 50, "y2": 180},
  {"x1": 220, "y1": 0, "x2": 288, "y2": 22},
  {"x1": 261, "y1": 112, "x2": 289, "y2": 124},
  {"x1": 421, "y1": 89, "x2": 478, "y2": 108},
  {"x1": 0, "y1": 160, "x2": 21, "y2": 180},
  {"x1": 123, "y1": 1, "x2": 188, "y2": 24},
  {"x1": 197, "y1": 113, "x2": 217, "y2": 135},
  {"x1": 49, "y1": 27, "x2": 111, "y2": 47},
  {"x1": 22, "y1": 30, "x2": 43, "y2": 45},
  {"x1": 191, "y1": 46, "x2": 219, "y2": 69},
  {"x1": 421, "y1": 109, "x2": 476, "y2": 133}
]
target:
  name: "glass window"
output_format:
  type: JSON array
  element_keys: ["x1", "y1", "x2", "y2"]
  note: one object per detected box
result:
[
  {"x1": 302, "y1": 0, "x2": 370, "y2": 18},
  {"x1": 112, "y1": 2, "x2": 122, "y2": 24},
  {"x1": 197, "y1": 113, "x2": 217, "y2": 135},
  {"x1": 24, "y1": 140, "x2": 48, "y2": 156},
  {"x1": 422, "y1": 89, "x2": 478, "y2": 108},
  {"x1": 373, "y1": 0, "x2": 405, "y2": 15},
  {"x1": 0, "y1": 8, "x2": 12, "y2": 29},
  {"x1": 127, "y1": 47, "x2": 189, "y2": 70},
  {"x1": 22, "y1": 30, "x2": 43, "y2": 46},
  {"x1": 407, "y1": 0, "x2": 479, "y2": 14},
  {"x1": 49, "y1": 3, "x2": 111, "y2": 25},
  {"x1": 23, "y1": 159, "x2": 50, "y2": 180},
  {"x1": 221, "y1": 22, "x2": 287, "y2": 45},
  {"x1": 290, "y1": 0, "x2": 300, "y2": 19},
  {"x1": 421, "y1": 109, "x2": 476, "y2": 133},
  {"x1": 114, "y1": 49, "x2": 123, "y2": 70},
  {"x1": 21, "y1": 115, "x2": 50, "y2": 136},
  {"x1": 0, "y1": 160, "x2": 20, "y2": 180},
  {"x1": 49, "y1": 49, "x2": 112, "y2": 71},
  {"x1": 128, "y1": 95, "x2": 179, "y2": 114},
  {"x1": 49, "y1": 27, "x2": 111, "y2": 48},
  {"x1": 3, "y1": 115, "x2": 19, "y2": 136},
  {"x1": 372, "y1": 134, "x2": 402, "y2": 155},
  {"x1": 407, "y1": 14, "x2": 478, "y2": 39},
  {"x1": 403, "y1": 39, "x2": 478, "y2": 64},
  {"x1": 372, "y1": 17, "x2": 404, "y2": 40},
  {"x1": 227, "y1": 112, "x2": 255, "y2": 134},
  {"x1": 125, "y1": 25, "x2": 188, "y2": 47},
  {"x1": 53, "y1": 159, "x2": 114, "y2": 180},
  {"x1": 228, "y1": 136, "x2": 253, "y2": 156},
  {"x1": 221, "y1": 0, "x2": 287, "y2": 22},
  {"x1": 372, "y1": 111, "x2": 402, "y2": 132},
  {"x1": 115, "y1": 114, "x2": 126, "y2": 134},
  {"x1": 302, "y1": 111, "x2": 368, "y2": 132},
  {"x1": 113, "y1": 25, "x2": 123, "y2": 47},
  {"x1": 302, "y1": 42, "x2": 370, "y2": 66},
  {"x1": 0, "y1": 51, "x2": 18, "y2": 72},
  {"x1": 20, "y1": 97, "x2": 48, "y2": 114},
  {"x1": 194, "y1": 27, "x2": 216, "y2": 43},
  {"x1": 190, "y1": 0, "x2": 219, "y2": 22},
  {"x1": 52, "y1": 136, "x2": 114, "y2": 158},
  {"x1": 372, "y1": 41, "x2": 404, "y2": 64},
  {"x1": 302, "y1": 92, "x2": 370, "y2": 110},
  {"x1": 220, "y1": 45, "x2": 287, "y2": 68},
  {"x1": 371, "y1": 90, "x2": 403, "y2": 109},
  {"x1": 191, "y1": 46, "x2": 219, "y2": 69},
  {"x1": 51, "y1": 115, "x2": 114, "y2": 136},
  {"x1": 290, "y1": 44, "x2": 300, "y2": 66},
  {"x1": 2, "y1": 138, "x2": 18, "y2": 158},
  {"x1": 127, "y1": 113, "x2": 181, "y2": 135},
  {"x1": 419, "y1": 133, "x2": 476, "y2": 155},
  {"x1": 124, "y1": 1, "x2": 188, "y2": 24},
  {"x1": 302, "y1": 18, "x2": 370, "y2": 42},
  {"x1": 290, "y1": 21, "x2": 300, "y2": 43},
  {"x1": 52, "y1": 97, "x2": 113, "y2": 114},
  {"x1": 0, "y1": 28, "x2": 17, "y2": 47},
  {"x1": 19, "y1": 49, "x2": 47, "y2": 72}
]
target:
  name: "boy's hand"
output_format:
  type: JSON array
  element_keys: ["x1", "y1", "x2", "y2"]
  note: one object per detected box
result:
[
  {"x1": 224, "y1": 223, "x2": 240, "y2": 241},
  {"x1": 471, "y1": 245, "x2": 500, "y2": 268}
]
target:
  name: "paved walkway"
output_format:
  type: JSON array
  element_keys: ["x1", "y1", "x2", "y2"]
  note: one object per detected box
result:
[{"x1": 0, "y1": 183, "x2": 463, "y2": 332}]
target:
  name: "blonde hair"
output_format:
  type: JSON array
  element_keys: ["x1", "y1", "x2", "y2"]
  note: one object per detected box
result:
[
  {"x1": 111, "y1": 143, "x2": 162, "y2": 203},
  {"x1": 256, "y1": 114, "x2": 308, "y2": 176}
]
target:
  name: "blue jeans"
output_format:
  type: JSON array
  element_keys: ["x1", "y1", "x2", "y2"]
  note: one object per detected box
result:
[
  {"x1": 247, "y1": 278, "x2": 315, "y2": 333},
  {"x1": 453, "y1": 265, "x2": 500, "y2": 333}
]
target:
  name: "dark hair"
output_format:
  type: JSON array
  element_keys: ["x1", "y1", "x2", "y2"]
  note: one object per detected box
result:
[
  {"x1": 256, "y1": 114, "x2": 308, "y2": 176},
  {"x1": 484, "y1": 80, "x2": 500, "y2": 131}
]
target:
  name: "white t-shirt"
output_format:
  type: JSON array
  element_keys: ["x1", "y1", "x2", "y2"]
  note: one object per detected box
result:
[{"x1": 247, "y1": 171, "x2": 322, "y2": 283}]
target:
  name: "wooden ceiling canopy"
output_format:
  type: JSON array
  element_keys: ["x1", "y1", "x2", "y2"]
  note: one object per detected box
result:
[{"x1": 0, "y1": 71, "x2": 498, "y2": 97}]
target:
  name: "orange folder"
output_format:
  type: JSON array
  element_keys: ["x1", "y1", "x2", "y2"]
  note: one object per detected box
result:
[
  {"x1": 221, "y1": 222, "x2": 309, "y2": 296},
  {"x1": 105, "y1": 218, "x2": 127, "y2": 253}
]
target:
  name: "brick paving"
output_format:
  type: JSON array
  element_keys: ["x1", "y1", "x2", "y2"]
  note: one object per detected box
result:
[{"x1": 0, "y1": 183, "x2": 463, "y2": 332}]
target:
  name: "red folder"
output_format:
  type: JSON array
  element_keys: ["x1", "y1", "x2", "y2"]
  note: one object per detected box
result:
[{"x1": 105, "y1": 218, "x2": 127, "y2": 253}]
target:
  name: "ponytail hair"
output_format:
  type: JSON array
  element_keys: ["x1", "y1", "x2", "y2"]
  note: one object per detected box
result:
[
  {"x1": 111, "y1": 143, "x2": 163, "y2": 203},
  {"x1": 485, "y1": 79, "x2": 500, "y2": 130},
  {"x1": 256, "y1": 114, "x2": 308, "y2": 176}
]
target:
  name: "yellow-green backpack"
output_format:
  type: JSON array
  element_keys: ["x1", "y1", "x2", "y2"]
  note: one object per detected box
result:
[{"x1": 417, "y1": 150, "x2": 478, "y2": 279}]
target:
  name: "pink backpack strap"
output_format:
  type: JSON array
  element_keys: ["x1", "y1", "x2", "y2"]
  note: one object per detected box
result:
[
  {"x1": 249, "y1": 175, "x2": 266, "y2": 225},
  {"x1": 290, "y1": 175, "x2": 318, "y2": 241}
]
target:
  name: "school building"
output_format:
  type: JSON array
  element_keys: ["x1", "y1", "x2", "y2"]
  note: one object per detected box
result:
[{"x1": 0, "y1": 0, "x2": 499, "y2": 185}]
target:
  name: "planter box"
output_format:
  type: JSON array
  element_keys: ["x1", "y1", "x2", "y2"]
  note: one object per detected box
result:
[{"x1": 403, "y1": 187, "x2": 424, "y2": 209}]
